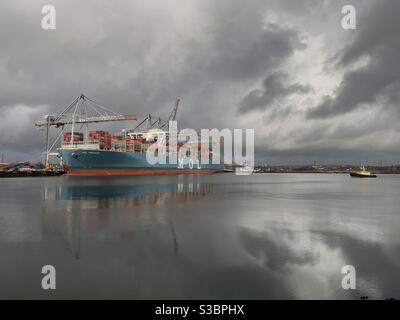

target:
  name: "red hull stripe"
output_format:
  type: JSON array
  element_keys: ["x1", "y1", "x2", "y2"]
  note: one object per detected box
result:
[{"x1": 67, "y1": 169, "x2": 216, "y2": 176}]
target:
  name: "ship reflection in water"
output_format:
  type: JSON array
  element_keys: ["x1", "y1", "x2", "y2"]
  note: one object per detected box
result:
[
  {"x1": 51, "y1": 182, "x2": 213, "y2": 208},
  {"x1": 1, "y1": 174, "x2": 400, "y2": 299},
  {"x1": 42, "y1": 181, "x2": 214, "y2": 261}
]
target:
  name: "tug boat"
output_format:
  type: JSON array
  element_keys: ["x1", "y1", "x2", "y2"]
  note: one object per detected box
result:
[{"x1": 350, "y1": 166, "x2": 377, "y2": 178}]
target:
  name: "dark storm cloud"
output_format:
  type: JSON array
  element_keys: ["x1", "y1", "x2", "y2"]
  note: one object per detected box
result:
[
  {"x1": 206, "y1": 23, "x2": 307, "y2": 81},
  {"x1": 0, "y1": 0, "x2": 186, "y2": 110},
  {"x1": 307, "y1": 0, "x2": 400, "y2": 119},
  {"x1": 0, "y1": 0, "x2": 304, "y2": 111},
  {"x1": 239, "y1": 72, "x2": 311, "y2": 114},
  {"x1": 0, "y1": 0, "x2": 309, "y2": 161},
  {"x1": 1, "y1": 0, "x2": 399, "y2": 164}
]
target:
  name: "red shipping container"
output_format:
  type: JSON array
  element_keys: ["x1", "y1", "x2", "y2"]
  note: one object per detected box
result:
[{"x1": 63, "y1": 132, "x2": 83, "y2": 143}]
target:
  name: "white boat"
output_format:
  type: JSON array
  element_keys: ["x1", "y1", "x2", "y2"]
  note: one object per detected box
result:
[{"x1": 235, "y1": 162, "x2": 254, "y2": 175}]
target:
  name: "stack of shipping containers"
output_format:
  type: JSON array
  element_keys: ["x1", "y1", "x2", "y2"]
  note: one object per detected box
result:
[
  {"x1": 88, "y1": 130, "x2": 112, "y2": 150},
  {"x1": 63, "y1": 132, "x2": 84, "y2": 144}
]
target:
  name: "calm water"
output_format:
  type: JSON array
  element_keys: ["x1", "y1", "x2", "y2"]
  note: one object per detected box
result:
[{"x1": 0, "y1": 173, "x2": 399, "y2": 299}]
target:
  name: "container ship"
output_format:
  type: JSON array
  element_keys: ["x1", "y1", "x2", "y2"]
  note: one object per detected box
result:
[
  {"x1": 36, "y1": 94, "x2": 223, "y2": 176},
  {"x1": 60, "y1": 129, "x2": 222, "y2": 176}
]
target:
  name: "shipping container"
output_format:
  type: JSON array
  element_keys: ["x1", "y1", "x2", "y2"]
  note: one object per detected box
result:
[{"x1": 63, "y1": 132, "x2": 84, "y2": 143}]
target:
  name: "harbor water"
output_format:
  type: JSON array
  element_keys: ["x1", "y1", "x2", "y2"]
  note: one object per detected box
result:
[{"x1": 0, "y1": 173, "x2": 399, "y2": 299}]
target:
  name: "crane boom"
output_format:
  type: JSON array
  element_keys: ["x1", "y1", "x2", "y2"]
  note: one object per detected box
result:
[
  {"x1": 35, "y1": 114, "x2": 136, "y2": 127},
  {"x1": 168, "y1": 98, "x2": 180, "y2": 122},
  {"x1": 35, "y1": 93, "x2": 137, "y2": 166},
  {"x1": 35, "y1": 94, "x2": 136, "y2": 128}
]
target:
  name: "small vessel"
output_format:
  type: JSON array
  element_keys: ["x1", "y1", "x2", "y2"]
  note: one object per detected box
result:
[
  {"x1": 350, "y1": 166, "x2": 377, "y2": 178},
  {"x1": 235, "y1": 161, "x2": 254, "y2": 175}
]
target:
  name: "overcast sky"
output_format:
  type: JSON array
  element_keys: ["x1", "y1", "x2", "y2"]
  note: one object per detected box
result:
[{"x1": 0, "y1": 0, "x2": 399, "y2": 164}]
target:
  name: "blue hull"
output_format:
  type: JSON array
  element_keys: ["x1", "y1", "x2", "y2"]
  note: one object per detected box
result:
[{"x1": 60, "y1": 149, "x2": 223, "y2": 176}]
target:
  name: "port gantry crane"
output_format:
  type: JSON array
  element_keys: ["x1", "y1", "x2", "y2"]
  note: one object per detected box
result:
[
  {"x1": 35, "y1": 94, "x2": 137, "y2": 167},
  {"x1": 129, "y1": 98, "x2": 181, "y2": 133}
]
